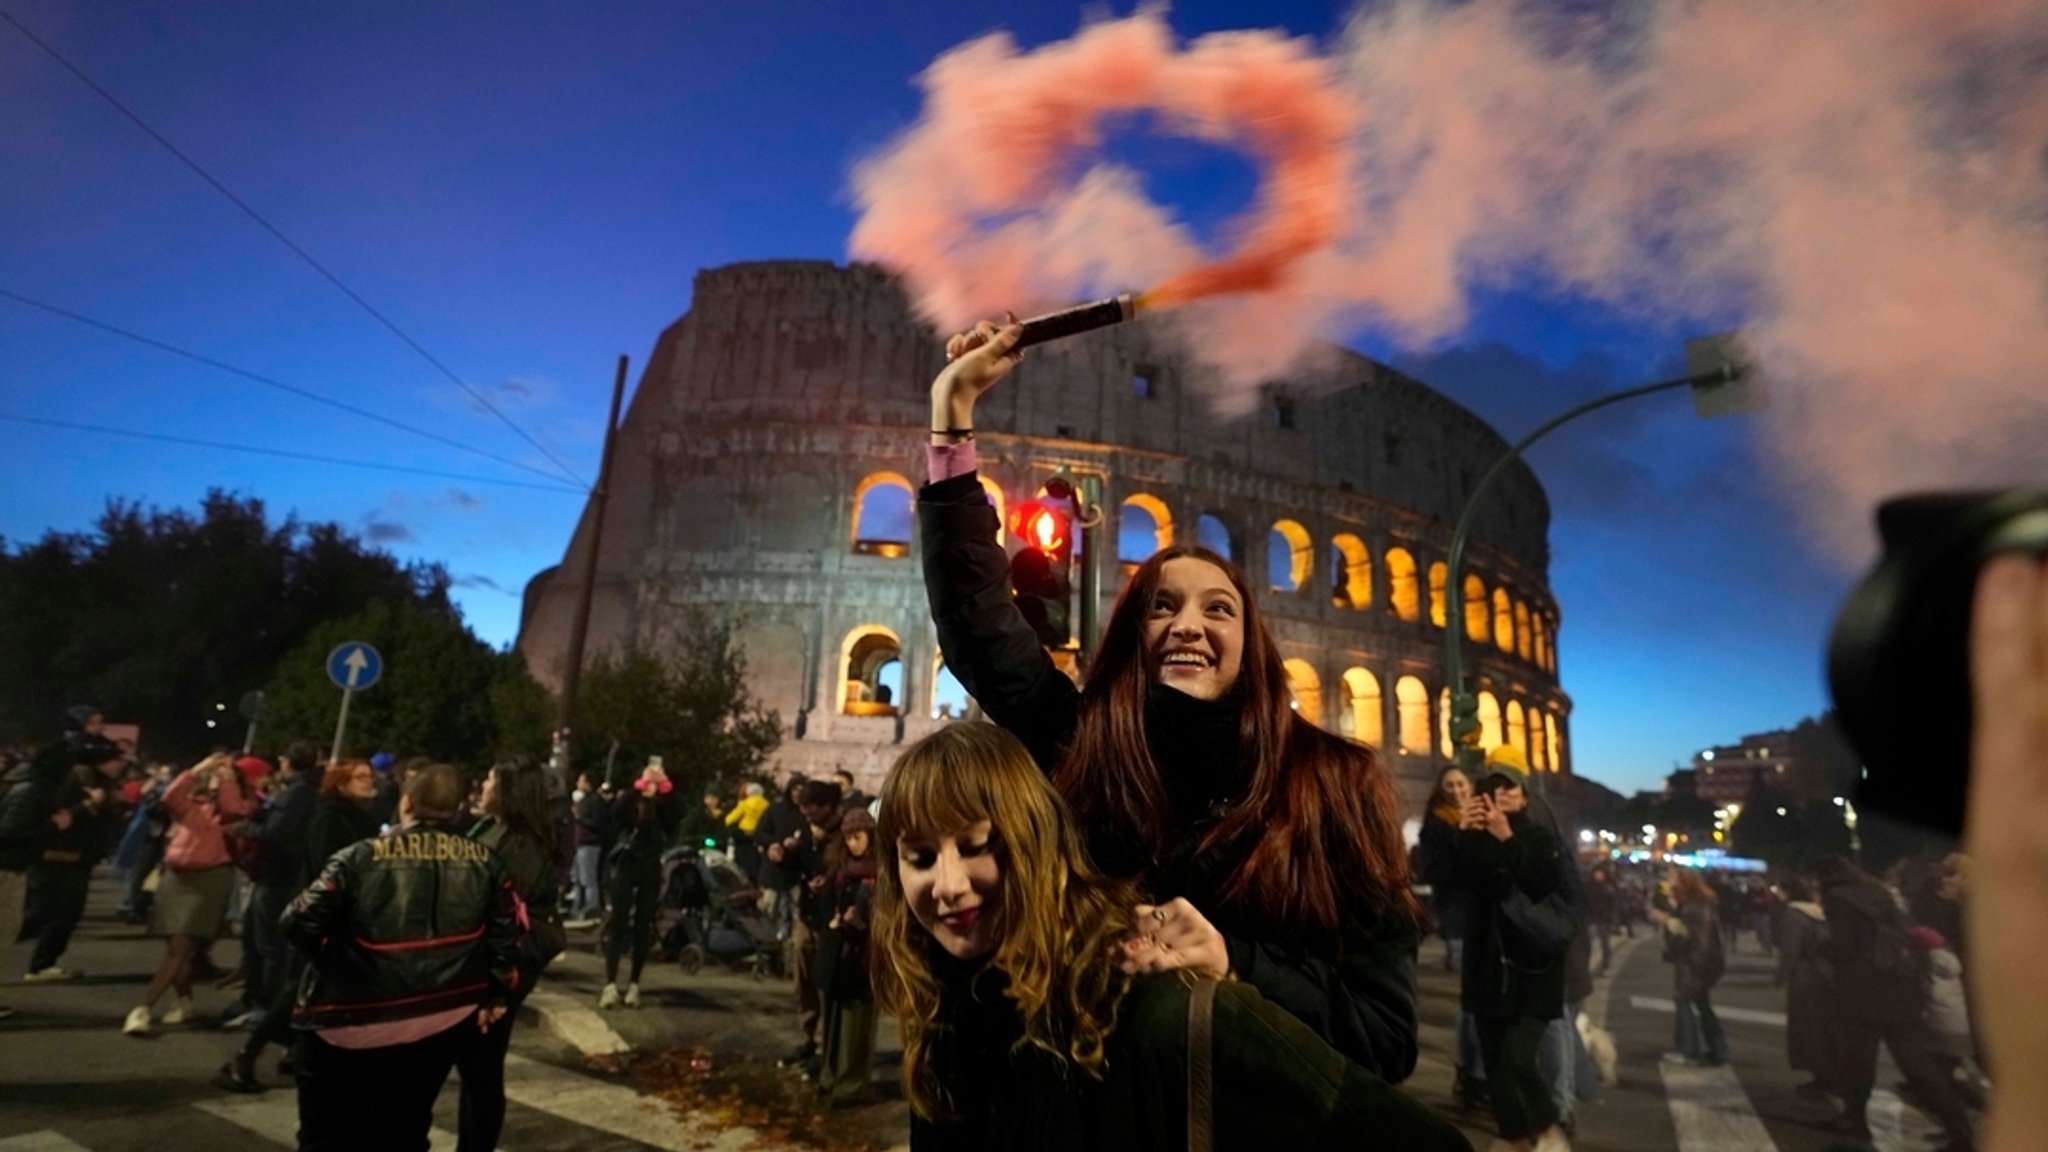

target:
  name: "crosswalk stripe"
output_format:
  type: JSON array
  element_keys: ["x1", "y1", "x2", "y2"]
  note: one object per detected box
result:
[
  {"x1": 527, "y1": 987, "x2": 631, "y2": 1056},
  {"x1": 502, "y1": 1053, "x2": 783, "y2": 1152},
  {"x1": 0, "y1": 1133, "x2": 96, "y2": 1152},
  {"x1": 1628, "y1": 994, "x2": 1789, "y2": 1028},
  {"x1": 193, "y1": 1094, "x2": 482, "y2": 1150},
  {"x1": 1659, "y1": 1060, "x2": 1780, "y2": 1152},
  {"x1": 1867, "y1": 1087, "x2": 1945, "y2": 1152}
]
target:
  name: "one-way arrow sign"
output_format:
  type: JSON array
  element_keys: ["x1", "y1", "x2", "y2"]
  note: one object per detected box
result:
[{"x1": 326, "y1": 642, "x2": 384, "y2": 692}]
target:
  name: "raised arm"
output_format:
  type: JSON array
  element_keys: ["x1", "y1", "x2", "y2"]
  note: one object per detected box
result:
[{"x1": 919, "y1": 316, "x2": 1079, "y2": 773}]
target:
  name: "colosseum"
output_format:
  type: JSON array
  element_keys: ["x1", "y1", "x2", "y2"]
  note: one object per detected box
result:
[{"x1": 517, "y1": 260, "x2": 1571, "y2": 814}]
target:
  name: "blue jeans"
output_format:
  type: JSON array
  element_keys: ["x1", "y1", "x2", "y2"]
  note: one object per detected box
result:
[
  {"x1": 1458, "y1": 1011, "x2": 1486, "y2": 1078},
  {"x1": 1542, "y1": 998, "x2": 1602, "y2": 1121},
  {"x1": 571, "y1": 845, "x2": 603, "y2": 919},
  {"x1": 1675, "y1": 993, "x2": 1731, "y2": 1064}
]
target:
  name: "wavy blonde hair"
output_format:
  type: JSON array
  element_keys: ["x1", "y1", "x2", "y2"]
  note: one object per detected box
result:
[{"x1": 872, "y1": 722, "x2": 1139, "y2": 1121}]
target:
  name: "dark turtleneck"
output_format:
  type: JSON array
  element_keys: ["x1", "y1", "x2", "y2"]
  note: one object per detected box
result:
[{"x1": 1142, "y1": 683, "x2": 1251, "y2": 830}]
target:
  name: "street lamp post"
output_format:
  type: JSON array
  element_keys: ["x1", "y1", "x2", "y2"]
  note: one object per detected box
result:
[{"x1": 1445, "y1": 332, "x2": 1764, "y2": 776}]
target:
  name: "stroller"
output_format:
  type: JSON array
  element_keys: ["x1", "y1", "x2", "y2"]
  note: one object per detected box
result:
[{"x1": 657, "y1": 844, "x2": 786, "y2": 979}]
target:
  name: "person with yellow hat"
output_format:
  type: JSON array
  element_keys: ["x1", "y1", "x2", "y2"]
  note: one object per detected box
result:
[{"x1": 1450, "y1": 742, "x2": 1575, "y2": 1152}]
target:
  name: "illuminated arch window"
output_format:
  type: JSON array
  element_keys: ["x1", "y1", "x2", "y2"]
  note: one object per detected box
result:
[
  {"x1": 1463, "y1": 574, "x2": 1490, "y2": 643},
  {"x1": 1492, "y1": 588, "x2": 1515, "y2": 652},
  {"x1": 1339, "y1": 668, "x2": 1383, "y2": 747},
  {"x1": 1506, "y1": 699, "x2": 1528, "y2": 759},
  {"x1": 1395, "y1": 675, "x2": 1431, "y2": 756},
  {"x1": 1119, "y1": 493, "x2": 1173, "y2": 566},
  {"x1": 1284, "y1": 659, "x2": 1323, "y2": 726},
  {"x1": 1269, "y1": 520, "x2": 1313, "y2": 594},
  {"x1": 931, "y1": 658, "x2": 973, "y2": 721},
  {"x1": 1196, "y1": 513, "x2": 1234, "y2": 561},
  {"x1": 1546, "y1": 711, "x2": 1563, "y2": 773},
  {"x1": 1514, "y1": 600, "x2": 1533, "y2": 662},
  {"x1": 840, "y1": 626, "x2": 903, "y2": 716},
  {"x1": 1386, "y1": 547, "x2": 1420, "y2": 622},
  {"x1": 1439, "y1": 686, "x2": 1453, "y2": 758},
  {"x1": 1329, "y1": 534, "x2": 1372, "y2": 609},
  {"x1": 1531, "y1": 706, "x2": 1549, "y2": 771},
  {"x1": 1546, "y1": 618, "x2": 1560, "y2": 674},
  {"x1": 851, "y1": 473, "x2": 915, "y2": 558},
  {"x1": 1477, "y1": 689, "x2": 1503, "y2": 749},
  {"x1": 1427, "y1": 562, "x2": 1448, "y2": 629}
]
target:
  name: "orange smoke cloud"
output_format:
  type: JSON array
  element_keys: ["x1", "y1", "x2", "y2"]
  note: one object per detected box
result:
[{"x1": 852, "y1": 3, "x2": 2048, "y2": 556}]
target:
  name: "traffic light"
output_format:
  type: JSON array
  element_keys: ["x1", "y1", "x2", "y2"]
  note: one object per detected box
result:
[{"x1": 1010, "y1": 497, "x2": 1075, "y2": 648}]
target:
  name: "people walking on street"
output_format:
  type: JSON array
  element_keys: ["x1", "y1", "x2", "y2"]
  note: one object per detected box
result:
[
  {"x1": 918, "y1": 315, "x2": 1422, "y2": 1084},
  {"x1": 755, "y1": 775, "x2": 811, "y2": 922},
  {"x1": 1585, "y1": 866, "x2": 1617, "y2": 976},
  {"x1": 1419, "y1": 764, "x2": 1488, "y2": 1110},
  {"x1": 217, "y1": 757, "x2": 380, "y2": 1091},
  {"x1": 1772, "y1": 876, "x2": 1836, "y2": 1099},
  {"x1": 124, "y1": 753, "x2": 249, "y2": 1036},
  {"x1": 113, "y1": 762, "x2": 173, "y2": 924},
  {"x1": 224, "y1": 744, "x2": 318, "y2": 1033},
  {"x1": 283, "y1": 763, "x2": 522, "y2": 1152},
  {"x1": 456, "y1": 755, "x2": 567, "y2": 1152},
  {"x1": 600, "y1": 761, "x2": 681, "y2": 1009},
  {"x1": 870, "y1": 721, "x2": 1469, "y2": 1152},
  {"x1": 779, "y1": 779, "x2": 842, "y2": 1072},
  {"x1": 567, "y1": 772, "x2": 610, "y2": 928},
  {"x1": 1, "y1": 739, "x2": 89, "y2": 1013},
  {"x1": 1659, "y1": 868, "x2": 1730, "y2": 1067},
  {"x1": 814, "y1": 805, "x2": 878, "y2": 1106},
  {"x1": 1451, "y1": 749, "x2": 1574, "y2": 1152},
  {"x1": 22, "y1": 725, "x2": 128, "y2": 981},
  {"x1": 1817, "y1": 854, "x2": 1976, "y2": 1150}
]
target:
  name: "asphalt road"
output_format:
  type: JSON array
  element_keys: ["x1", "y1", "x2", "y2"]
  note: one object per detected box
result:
[{"x1": 2, "y1": 877, "x2": 1974, "y2": 1152}]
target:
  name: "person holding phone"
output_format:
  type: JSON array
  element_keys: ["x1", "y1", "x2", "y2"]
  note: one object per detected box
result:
[{"x1": 1450, "y1": 752, "x2": 1571, "y2": 1152}]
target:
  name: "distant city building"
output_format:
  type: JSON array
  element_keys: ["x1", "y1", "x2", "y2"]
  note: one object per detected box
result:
[
  {"x1": 1667, "y1": 729, "x2": 1831, "y2": 807},
  {"x1": 516, "y1": 261, "x2": 1571, "y2": 811}
]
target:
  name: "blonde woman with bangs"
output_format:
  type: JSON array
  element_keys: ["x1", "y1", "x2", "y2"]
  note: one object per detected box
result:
[{"x1": 873, "y1": 723, "x2": 1469, "y2": 1152}]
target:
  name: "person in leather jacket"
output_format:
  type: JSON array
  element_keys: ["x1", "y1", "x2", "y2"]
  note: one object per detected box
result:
[{"x1": 283, "y1": 763, "x2": 522, "y2": 1152}]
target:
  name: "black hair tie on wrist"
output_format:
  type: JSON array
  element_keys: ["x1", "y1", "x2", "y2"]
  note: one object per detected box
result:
[{"x1": 931, "y1": 428, "x2": 974, "y2": 441}]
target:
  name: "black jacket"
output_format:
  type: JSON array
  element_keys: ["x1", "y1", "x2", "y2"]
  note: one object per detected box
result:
[
  {"x1": 1451, "y1": 813, "x2": 1566, "y2": 1023},
  {"x1": 753, "y1": 797, "x2": 810, "y2": 891},
  {"x1": 240, "y1": 769, "x2": 318, "y2": 890},
  {"x1": 469, "y1": 815, "x2": 565, "y2": 985},
  {"x1": 284, "y1": 820, "x2": 522, "y2": 1029},
  {"x1": 608, "y1": 787, "x2": 682, "y2": 877},
  {"x1": 573, "y1": 791, "x2": 612, "y2": 849},
  {"x1": 1418, "y1": 812, "x2": 1473, "y2": 939},
  {"x1": 919, "y1": 473, "x2": 1421, "y2": 1082},
  {"x1": 1820, "y1": 871, "x2": 1925, "y2": 1023},
  {"x1": 911, "y1": 957, "x2": 1470, "y2": 1152},
  {"x1": 304, "y1": 795, "x2": 384, "y2": 880},
  {"x1": 0, "y1": 749, "x2": 68, "y2": 871}
]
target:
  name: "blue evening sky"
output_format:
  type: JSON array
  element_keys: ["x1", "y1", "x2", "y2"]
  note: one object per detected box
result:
[{"x1": 0, "y1": 0, "x2": 1852, "y2": 795}]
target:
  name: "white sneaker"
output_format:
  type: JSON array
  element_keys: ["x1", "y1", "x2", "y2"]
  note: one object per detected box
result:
[
  {"x1": 122, "y1": 1006, "x2": 152, "y2": 1036},
  {"x1": 623, "y1": 983, "x2": 641, "y2": 1008},
  {"x1": 160, "y1": 998, "x2": 193, "y2": 1025},
  {"x1": 598, "y1": 983, "x2": 620, "y2": 1010},
  {"x1": 23, "y1": 967, "x2": 80, "y2": 983}
]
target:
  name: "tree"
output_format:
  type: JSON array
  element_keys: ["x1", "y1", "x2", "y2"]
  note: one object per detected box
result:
[
  {"x1": 569, "y1": 608, "x2": 780, "y2": 796},
  {"x1": 263, "y1": 600, "x2": 552, "y2": 768},
  {"x1": 0, "y1": 491, "x2": 440, "y2": 757}
]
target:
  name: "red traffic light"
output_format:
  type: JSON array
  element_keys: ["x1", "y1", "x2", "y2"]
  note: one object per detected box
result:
[{"x1": 1012, "y1": 501, "x2": 1071, "y2": 557}]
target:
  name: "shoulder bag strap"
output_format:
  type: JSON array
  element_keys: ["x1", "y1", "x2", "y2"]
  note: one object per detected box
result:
[{"x1": 1187, "y1": 977, "x2": 1218, "y2": 1152}]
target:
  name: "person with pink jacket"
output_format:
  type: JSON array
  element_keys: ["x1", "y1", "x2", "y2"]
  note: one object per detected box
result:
[{"x1": 123, "y1": 752, "x2": 250, "y2": 1036}]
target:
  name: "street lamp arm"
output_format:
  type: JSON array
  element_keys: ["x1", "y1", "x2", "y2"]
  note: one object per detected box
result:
[{"x1": 1443, "y1": 363, "x2": 1745, "y2": 745}]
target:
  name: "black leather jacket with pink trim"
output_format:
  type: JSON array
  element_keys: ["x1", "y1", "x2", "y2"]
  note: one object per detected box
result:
[{"x1": 283, "y1": 821, "x2": 523, "y2": 1030}]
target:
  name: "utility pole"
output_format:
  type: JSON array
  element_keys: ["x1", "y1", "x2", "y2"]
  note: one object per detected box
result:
[{"x1": 553, "y1": 355, "x2": 629, "y2": 779}]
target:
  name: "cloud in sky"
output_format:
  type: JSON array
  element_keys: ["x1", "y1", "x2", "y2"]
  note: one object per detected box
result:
[{"x1": 360, "y1": 513, "x2": 415, "y2": 545}]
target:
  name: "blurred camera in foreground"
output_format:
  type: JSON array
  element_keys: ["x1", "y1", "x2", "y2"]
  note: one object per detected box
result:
[{"x1": 1829, "y1": 489, "x2": 2048, "y2": 837}]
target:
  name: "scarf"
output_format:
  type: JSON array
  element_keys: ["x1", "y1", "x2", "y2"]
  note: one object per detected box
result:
[{"x1": 1142, "y1": 683, "x2": 1249, "y2": 829}]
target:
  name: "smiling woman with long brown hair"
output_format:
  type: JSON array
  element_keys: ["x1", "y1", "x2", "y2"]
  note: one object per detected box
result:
[
  {"x1": 872, "y1": 722, "x2": 1467, "y2": 1152},
  {"x1": 916, "y1": 317, "x2": 1421, "y2": 1079}
]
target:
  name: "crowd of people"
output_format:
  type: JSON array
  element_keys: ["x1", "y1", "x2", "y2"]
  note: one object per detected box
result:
[{"x1": 0, "y1": 312, "x2": 2041, "y2": 1152}]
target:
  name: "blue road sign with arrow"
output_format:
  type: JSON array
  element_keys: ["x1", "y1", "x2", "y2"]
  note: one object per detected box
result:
[{"x1": 326, "y1": 642, "x2": 384, "y2": 691}]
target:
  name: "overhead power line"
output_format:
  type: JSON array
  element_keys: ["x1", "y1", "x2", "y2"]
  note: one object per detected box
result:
[
  {"x1": 0, "y1": 413, "x2": 589, "y2": 494},
  {"x1": 0, "y1": 6, "x2": 591, "y2": 488},
  {"x1": 0, "y1": 287, "x2": 585, "y2": 489}
]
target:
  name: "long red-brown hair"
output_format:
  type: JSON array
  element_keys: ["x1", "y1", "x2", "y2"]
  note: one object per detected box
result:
[{"x1": 1055, "y1": 545, "x2": 1420, "y2": 949}]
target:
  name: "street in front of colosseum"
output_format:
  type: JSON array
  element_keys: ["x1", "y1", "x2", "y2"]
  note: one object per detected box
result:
[{"x1": 4, "y1": 4, "x2": 2037, "y2": 1152}]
